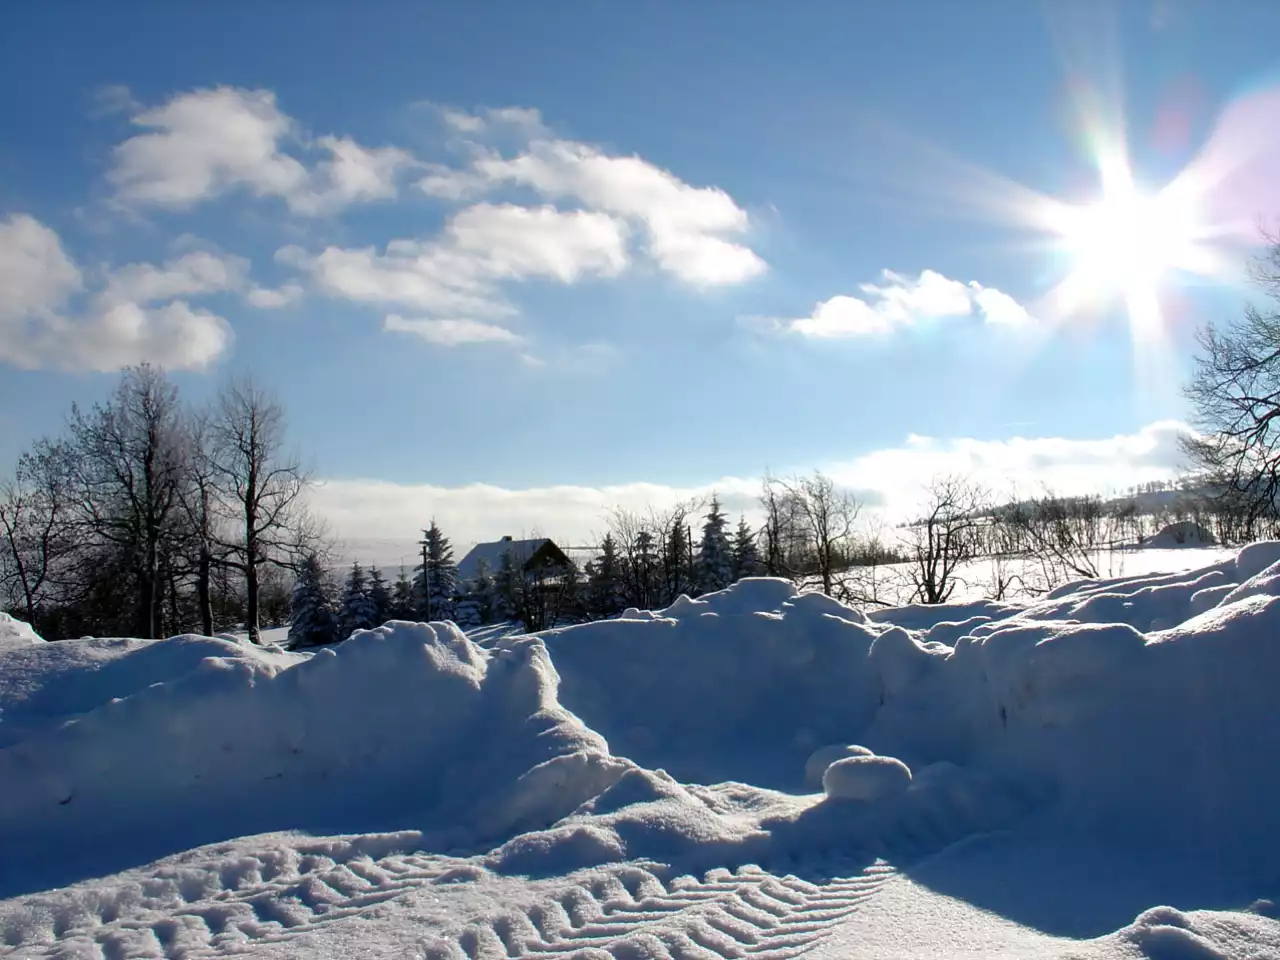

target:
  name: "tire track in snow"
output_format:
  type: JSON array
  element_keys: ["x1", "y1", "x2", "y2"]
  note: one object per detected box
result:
[{"x1": 1, "y1": 848, "x2": 898, "y2": 960}]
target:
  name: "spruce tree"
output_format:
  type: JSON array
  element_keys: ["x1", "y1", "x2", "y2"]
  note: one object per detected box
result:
[
  {"x1": 731, "y1": 515, "x2": 764, "y2": 580},
  {"x1": 697, "y1": 496, "x2": 734, "y2": 593},
  {"x1": 368, "y1": 565, "x2": 392, "y2": 624},
  {"x1": 288, "y1": 553, "x2": 338, "y2": 648},
  {"x1": 390, "y1": 566, "x2": 415, "y2": 619},
  {"x1": 338, "y1": 561, "x2": 378, "y2": 637},
  {"x1": 586, "y1": 533, "x2": 623, "y2": 620},
  {"x1": 413, "y1": 521, "x2": 459, "y2": 620}
]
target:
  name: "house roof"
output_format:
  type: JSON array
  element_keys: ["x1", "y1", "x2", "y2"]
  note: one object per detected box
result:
[{"x1": 457, "y1": 538, "x2": 551, "y2": 582}]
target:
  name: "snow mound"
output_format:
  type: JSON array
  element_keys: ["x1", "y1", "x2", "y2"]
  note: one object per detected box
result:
[
  {"x1": 519, "y1": 578, "x2": 883, "y2": 787},
  {"x1": 1142, "y1": 520, "x2": 1216, "y2": 549},
  {"x1": 0, "y1": 634, "x2": 300, "y2": 748},
  {"x1": 0, "y1": 621, "x2": 628, "y2": 892},
  {"x1": 0, "y1": 612, "x2": 42, "y2": 648},
  {"x1": 822, "y1": 754, "x2": 912, "y2": 801},
  {"x1": 804, "y1": 743, "x2": 874, "y2": 788}
]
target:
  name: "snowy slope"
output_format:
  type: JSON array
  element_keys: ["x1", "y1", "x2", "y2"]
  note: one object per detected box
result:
[{"x1": 3, "y1": 546, "x2": 1280, "y2": 958}]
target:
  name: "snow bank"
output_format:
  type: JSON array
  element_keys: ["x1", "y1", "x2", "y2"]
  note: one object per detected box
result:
[
  {"x1": 0, "y1": 621, "x2": 628, "y2": 891},
  {"x1": 517, "y1": 579, "x2": 885, "y2": 788},
  {"x1": 0, "y1": 612, "x2": 42, "y2": 648},
  {"x1": 512, "y1": 552, "x2": 1280, "y2": 881},
  {"x1": 6, "y1": 544, "x2": 1280, "y2": 909},
  {"x1": 1142, "y1": 519, "x2": 1216, "y2": 549}
]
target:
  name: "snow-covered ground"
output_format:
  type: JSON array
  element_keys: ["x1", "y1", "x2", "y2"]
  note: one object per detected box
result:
[{"x1": 2, "y1": 545, "x2": 1279, "y2": 958}]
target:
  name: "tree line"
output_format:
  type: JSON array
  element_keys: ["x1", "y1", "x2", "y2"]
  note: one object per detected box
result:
[{"x1": 0, "y1": 365, "x2": 321, "y2": 641}]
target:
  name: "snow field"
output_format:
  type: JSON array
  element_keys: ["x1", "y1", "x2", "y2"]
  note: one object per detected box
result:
[{"x1": 3, "y1": 542, "x2": 1280, "y2": 957}]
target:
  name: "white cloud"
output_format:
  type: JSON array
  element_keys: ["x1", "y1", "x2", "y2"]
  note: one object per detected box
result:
[
  {"x1": 416, "y1": 108, "x2": 766, "y2": 286},
  {"x1": 108, "y1": 87, "x2": 415, "y2": 215},
  {"x1": 285, "y1": 203, "x2": 629, "y2": 342},
  {"x1": 310, "y1": 421, "x2": 1194, "y2": 567},
  {"x1": 246, "y1": 283, "x2": 305, "y2": 309},
  {"x1": 0, "y1": 214, "x2": 82, "y2": 320},
  {"x1": 969, "y1": 283, "x2": 1032, "y2": 326},
  {"x1": 102, "y1": 249, "x2": 248, "y2": 305},
  {"x1": 776, "y1": 269, "x2": 1033, "y2": 338},
  {"x1": 448, "y1": 203, "x2": 629, "y2": 281},
  {"x1": 384, "y1": 314, "x2": 521, "y2": 345},
  {"x1": 0, "y1": 214, "x2": 232, "y2": 372}
]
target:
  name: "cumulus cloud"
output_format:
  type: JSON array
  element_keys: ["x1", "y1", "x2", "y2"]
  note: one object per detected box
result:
[
  {"x1": 108, "y1": 87, "x2": 415, "y2": 214},
  {"x1": 285, "y1": 203, "x2": 630, "y2": 345},
  {"x1": 416, "y1": 105, "x2": 765, "y2": 286},
  {"x1": 773, "y1": 269, "x2": 1033, "y2": 339},
  {"x1": 311, "y1": 421, "x2": 1194, "y2": 567},
  {"x1": 0, "y1": 214, "x2": 236, "y2": 371}
]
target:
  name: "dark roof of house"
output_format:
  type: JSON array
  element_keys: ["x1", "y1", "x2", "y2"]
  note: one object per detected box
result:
[{"x1": 457, "y1": 537, "x2": 553, "y2": 582}]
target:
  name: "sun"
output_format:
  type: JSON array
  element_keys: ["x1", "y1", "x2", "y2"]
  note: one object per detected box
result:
[{"x1": 1044, "y1": 167, "x2": 1206, "y2": 338}]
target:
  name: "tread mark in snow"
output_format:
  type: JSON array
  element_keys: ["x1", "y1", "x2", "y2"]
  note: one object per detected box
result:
[{"x1": 3, "y1": 848, "x2": 896, "y2": 959}]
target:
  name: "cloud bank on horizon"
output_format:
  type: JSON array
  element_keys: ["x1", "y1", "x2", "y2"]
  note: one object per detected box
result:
[{"x1": 314, "y1": 419, "x2": 1194, "y2": 559}]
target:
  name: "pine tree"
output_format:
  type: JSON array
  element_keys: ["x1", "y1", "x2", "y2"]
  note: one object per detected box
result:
[
  {"x1": 368, "y1": 565, "x2": 392, "y2": 624},
  {"x1": 586, "y1": 533, "x2": 623, "y2": 620},
  {"x1": 697, "y1": 495, "x2": 734, "y2": 593},
  {"x1": 414, "y1": 521, "x2": 459, "y2": 620},
  {"x1": 338, "y1": 562, "x2": 379, "y2": 637},
  {"x1": 390, "y1": 566, "x2": 415, "y2": 619},
  {"x1": 731, "y1": 515, "x2": 764, "y2": 580},
  {"x1": 288, "y1": 553, "x2": 338, "y2": 648}
]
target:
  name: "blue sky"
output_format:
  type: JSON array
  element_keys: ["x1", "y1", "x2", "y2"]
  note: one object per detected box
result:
[{"x1": 3, "y1": 1, "x2": 1280, "y2": 551}]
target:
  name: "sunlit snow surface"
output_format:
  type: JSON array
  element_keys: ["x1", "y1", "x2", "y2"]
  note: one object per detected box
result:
[{"x1": 2, "y1": 544, "x2": 1280, "y2": 958}]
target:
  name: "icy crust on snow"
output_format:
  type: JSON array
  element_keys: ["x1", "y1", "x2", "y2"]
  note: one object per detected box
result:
[{"x1": 0, "y1": 622, "x2": 630, "y2": 890}]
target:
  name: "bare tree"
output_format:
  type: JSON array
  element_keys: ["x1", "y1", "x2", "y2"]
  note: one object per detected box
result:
[
  {"x1": 1006, "y1": 490, "x2": 1105, "y2": 587},
  {"x1": 66, "y1": 365, "x2": 191, "y2": 638},
  {"x1": 763, "y1": 472, "x2": 860, "y2": 596},
  {"x1": 1183, "y1": 235, "x2": 1280, "y2": 539},
  {"x1": 178, "y1": 412, "x2": 225, "y2": 637},
  {"x1": 0, "y1": 440, "x2": 78, "y2": 625},
  {"x1": 904, "y1": 475, "x2": 988, "y2": 604},
  {"x1": 207, "y1": 377, "x2": 320, "y2": 643}
]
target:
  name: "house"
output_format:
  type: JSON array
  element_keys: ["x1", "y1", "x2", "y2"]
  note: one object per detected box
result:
[{"x1": 456, "y1": 536, "x2": 574, "y2": 584}]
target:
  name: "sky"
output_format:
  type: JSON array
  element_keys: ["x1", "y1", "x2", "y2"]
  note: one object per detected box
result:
[{"x1": 3, "y1": 0, "x2": 1280, "y2": 559}]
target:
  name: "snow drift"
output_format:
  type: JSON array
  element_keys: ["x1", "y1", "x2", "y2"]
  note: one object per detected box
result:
[
  {"x1": 0, "y1": 622, "x2": 628, "y2": 894},
  {"x1": 3, "y1": 544, "x2": 1280, "y2": 916},
  {"x1": 0, "y1": 611, "x2": 42, "y2": 649}
]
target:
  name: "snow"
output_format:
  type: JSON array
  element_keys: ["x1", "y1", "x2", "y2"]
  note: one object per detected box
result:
[
  {"x1": 0, "y1": 611, "x2": 43, "y2": 648},
  {"x1": 1143, "y1": 519, "x2": 1217, "y2": 549},
  {"x1": 823, "y1": 754, "x2": 913, "y2": 801},
  {"x1": 3, "y1": 543, "x2": 1280, "y2": 958}
]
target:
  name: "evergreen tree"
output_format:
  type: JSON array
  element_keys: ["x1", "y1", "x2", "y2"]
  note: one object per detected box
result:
[
  {"x1": 368, "y1": 565, "x2": 392, "y2": 624},
  {"x1": 337, "y1": 561, "x2": 378, "y2": 637},
  {"x1": 731, "y1": 515, "x2": 764, "y2": 580},
  {"x1": 696, "y1": 496, "x2": 734, "y2": 593},
  {"x1": 413, "y1": 521, "x2": 459, "y2": 620},
  {"x1": 493, "y1": 549, "x2": 519, "y2": 621},
  {"x1": 468, "y1": 558, "x2": 496, "y2": 624},
  {"x1": 288, "y1": 553, "x2": 338, "y2": 648},
  {"x1": 390, "y1": 566, "x2": 415, "y2": 619},
  {"x1": 586, "y1": 533, "x2": 624, "y2": 620}
]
